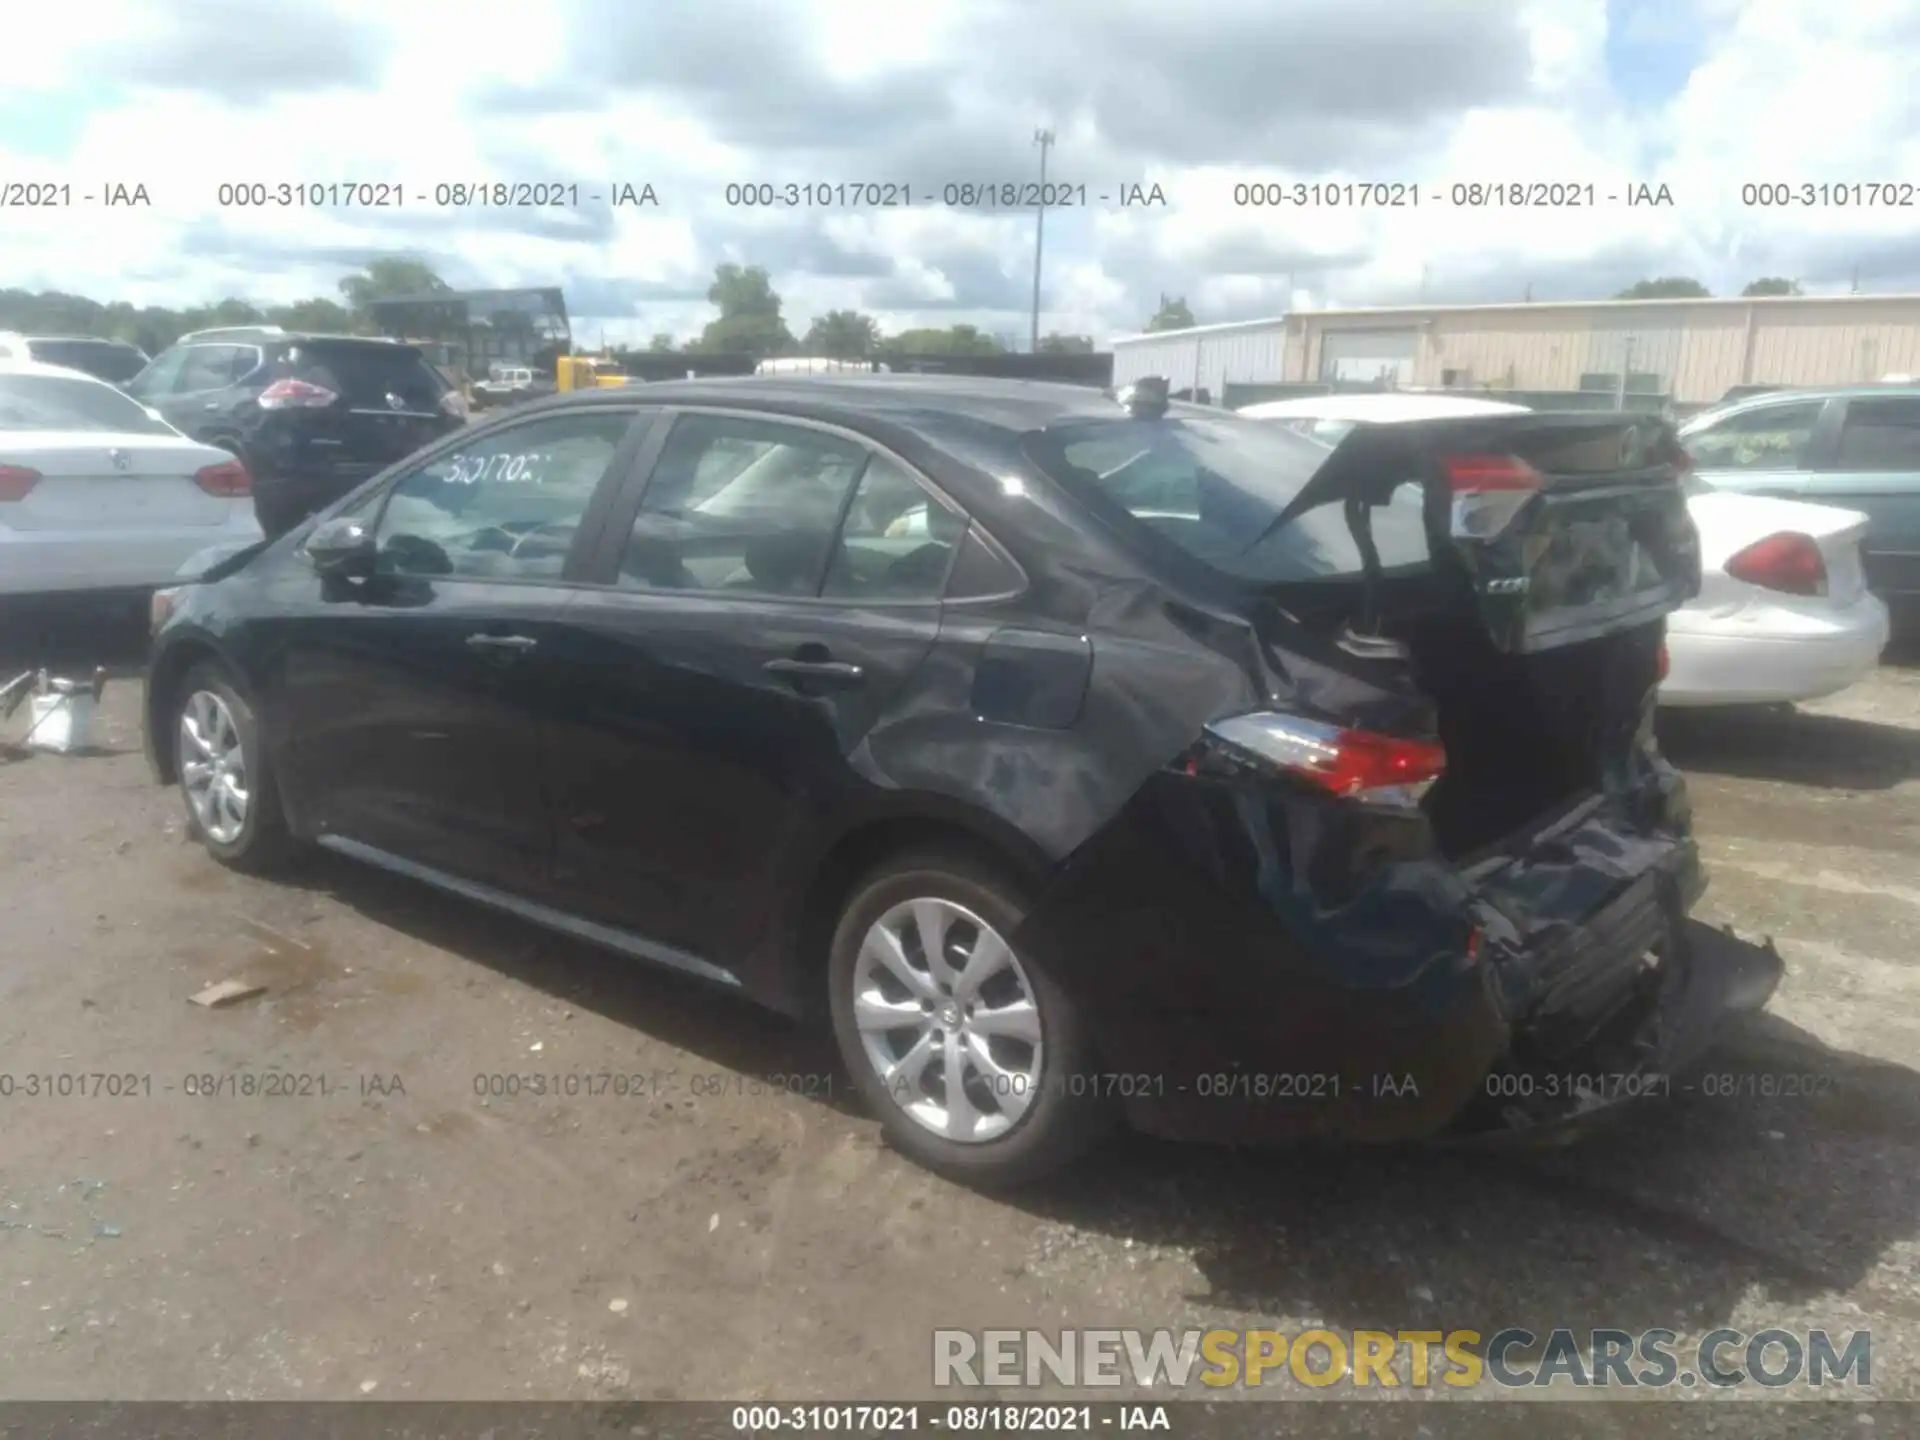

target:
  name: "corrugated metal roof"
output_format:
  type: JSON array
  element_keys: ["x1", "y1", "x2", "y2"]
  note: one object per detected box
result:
[{"x1": 1115, "y1": 293, "x2": 1920, "y2": 345}]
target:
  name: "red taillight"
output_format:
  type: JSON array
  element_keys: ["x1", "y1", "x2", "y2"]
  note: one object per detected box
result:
[
  {"x1": 194, "y1": 459, "x2": 252, "y2": 497},
  {"x1": 1201, "y1": 712, "x2": 1446, "y2": 802},
  {"x1": 1439, "y1": 453, "x2": 1540, "y2": 540},
  {"x1": 1315, "y1": 728, "x2": 1449, "y2": 797},
  {"x1": 257, "y1": 377, "x2": 338, "y2": 410},
  {"x1": 0, "y1": 463, "x2": 40, "y2": 501},
  {"x1": 1725, "y1": 531, "x2": 1826, "y2": 596},
  {"x1": 1656, "y1": 642, "x2": 1670, "y2": 680},
  {"x1": 1440, "y1": 454, "x2": 1543, "y2": 492}
]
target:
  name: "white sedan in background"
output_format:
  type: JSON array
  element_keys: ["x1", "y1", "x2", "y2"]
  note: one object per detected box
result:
[
  {"x1": 1238, "y1": 393, "x2": 1890, "y2": 707},
  {"x1": 0, "y1": 359, "x2": 263, "y2": 598}
]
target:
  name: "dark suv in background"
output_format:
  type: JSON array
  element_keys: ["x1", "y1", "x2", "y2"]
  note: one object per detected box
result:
[
  {"x1": 0, "y1": 332, "x2": 150, "y2": 383},
  {"x1": 126, "y1": 327, "x2": 467, "y2": 537}
]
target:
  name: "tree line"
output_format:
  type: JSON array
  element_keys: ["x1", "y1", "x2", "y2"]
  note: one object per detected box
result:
[
  {"x1": 0, "y1": 252, "x2": 1814, "y2": 364},
  {"x1": 0, "y1": 255, "x2": 1098, "y2": 361}
]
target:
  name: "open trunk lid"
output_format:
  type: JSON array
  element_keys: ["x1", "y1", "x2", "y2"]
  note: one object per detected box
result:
[{"x1": 1268, "y1": 411, "x2": 1702, "y2": 653}]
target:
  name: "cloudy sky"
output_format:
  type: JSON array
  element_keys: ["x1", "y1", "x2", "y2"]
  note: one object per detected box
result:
[{"x1": 7, "y1": 0, "x2": 1920, "y2": 347}]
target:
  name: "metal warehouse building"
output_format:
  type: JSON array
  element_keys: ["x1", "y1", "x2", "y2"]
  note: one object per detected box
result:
[{"x1": 1110, "y1": 294, "x2": 1920, "y2": 409}]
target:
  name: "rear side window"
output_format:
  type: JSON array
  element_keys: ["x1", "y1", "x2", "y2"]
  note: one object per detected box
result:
[
  {"x1": 1830, "y1": 398, "x2": 1920, "y2": 470},
  {"x1": 290, "y1": 342, "x2": 446, "y2": 410},
  {"x1": 1022, "y1": 415, "x2": 1427, "y2": 582},
  {"x1": 822, "y1": 455, "x2": 964, "y2": 600},
  {"x1": 617, "y1": 414, "x2": 869, "y2": 595},
  {"x1": 1683, "y1": 401, "x2": 1823, "y2": 470},
  {"x1": 0, "y1": 372, "x2": 175, "y2": 434},
  {"x1": 28, "y1": 339, "x2": 149, "y2": 383}
]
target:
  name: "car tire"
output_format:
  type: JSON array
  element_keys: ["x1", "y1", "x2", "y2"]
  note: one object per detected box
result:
[
  {"x1": 827, "y1": 848, "x2": 1115, "y2": 1186},
  {"x1": 172, "y1": 662, "x2": 301, "y2": 873}
]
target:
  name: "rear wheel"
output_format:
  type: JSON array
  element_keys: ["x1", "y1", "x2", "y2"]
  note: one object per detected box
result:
[
  {"x1": 827, "y1": 848, "x2": 1114, "y2": 1186},
  {"x1": 173, "y1": 662, "x2": 300, "y2": 872}
]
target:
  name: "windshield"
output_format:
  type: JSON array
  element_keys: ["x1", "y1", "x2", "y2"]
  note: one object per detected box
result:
[
  {"x1": 1021, "y1": 415, "x2": 1430, "y2": 581},
  {"x1": 0, "y1": 372, "x2": 176, "y2": 434}
]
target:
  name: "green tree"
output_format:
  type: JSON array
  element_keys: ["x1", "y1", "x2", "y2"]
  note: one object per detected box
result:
[
  {"x1": 1613, "y1": 277, "x2": 1711, "y2": 299},
  {"x1": 268, "y1": 297, "x2": 357, "y2": 333},
  {"x1": 1037, "y1": 332, "x2": 1095, "y2": 354},
  {"x1": 687, "y1": 263, "x2": 795, "y2": 358},
  {"x1": 205, "y1": 297, "x2": 267, "y2": 326},
  {"x1": 883, "y1": 325, "x2": 1003, "y2": 357},
  {"x1": 338, "y1": 256, "x2": 452, "y2": 312},
  {"x1": 647, "y1": 332, "x2": 679, "y2": 353},
  {"x1": 802, "y1": 309, "x2": 881, "y2": 359},
  {"x1": 1145, "y1": 294, "x2": 1195, "y2": 331},
  {"x1": 1742, "y1": 276, "x2": 1802, "y2": 297}
]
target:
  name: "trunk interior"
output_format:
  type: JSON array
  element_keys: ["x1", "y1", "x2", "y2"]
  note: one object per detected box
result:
[
  {"x1": 1267, "y1": 576, "x2": 1667, "y2": 862},
  {"x1": 1398, "y1": 613, "x2": 1665, "y2": 859}
]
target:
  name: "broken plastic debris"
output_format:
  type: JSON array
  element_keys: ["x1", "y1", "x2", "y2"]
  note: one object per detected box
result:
[
  {"x1": 190, "y1": 979, "x2": 266, "y2": 1009},
  {"x1": 529, "y1": 1041, "x2": 544, "y2": 1053},
  {"x1": 608, "y1": 1298, "x2": 628, "y2": 1314},
  {"x1": 360, "y1": 1380, "x2": 378, "y2": 1394},
  {"x1": 708, "y1": 1213, "x2": 719, "y2": 1232},
  {"x1": 93, "y1": 1223, "x2": 121, "y2": 1239}
]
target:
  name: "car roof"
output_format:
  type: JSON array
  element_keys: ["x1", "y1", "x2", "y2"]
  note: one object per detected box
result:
[
  {"x1": 1680, "y1": 382, "x2": 1920, "y2": 428},
  {"x1": 1237, "y1": 392, "x2": 1530, "y2": 422},
  {"x1": 0, "y1": 357, "x2": 124, "y2": 384},
  {"x1": 502, "y1": 373, "x2": 1215, "y2": 433},
  {"x1": 0, "y1": 333, "x2": 141, "y2": 347}
]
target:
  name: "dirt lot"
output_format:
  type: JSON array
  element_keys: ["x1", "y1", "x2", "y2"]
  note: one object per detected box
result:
[{"x1": 2, "y1": 605, "x2": 1917, "y2": 1422}]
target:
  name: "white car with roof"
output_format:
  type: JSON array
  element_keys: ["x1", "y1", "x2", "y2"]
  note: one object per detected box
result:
[
  {"x1": 0, "y1": 359, "x2": 263, "y2": 597},
  {"x1": 1238, "y1": 392, "x2": 1889, "y2": 707}
]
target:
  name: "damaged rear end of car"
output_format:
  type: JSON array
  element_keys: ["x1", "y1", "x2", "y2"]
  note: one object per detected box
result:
[{"x1": 1012, "y1": 403, "x2": 1784, "y2": 1145}]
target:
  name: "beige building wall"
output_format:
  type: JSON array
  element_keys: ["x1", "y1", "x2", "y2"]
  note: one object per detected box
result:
[{"x1": 1291, "y1": 297, "x2": 1920, "y2": 403}]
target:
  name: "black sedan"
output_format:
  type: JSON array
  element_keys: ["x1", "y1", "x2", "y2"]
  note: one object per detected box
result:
[{"x1": 144, "y1": 374, "x2": 1783, "y2": 1184}]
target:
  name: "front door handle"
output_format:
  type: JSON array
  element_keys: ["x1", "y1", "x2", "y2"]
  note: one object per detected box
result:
[
  {"x1": 466, "y1": 633, "x2": 538, "y2": 654},
  {"x1": 764, "y1": 657, "x2": 865, "y2": 687}
]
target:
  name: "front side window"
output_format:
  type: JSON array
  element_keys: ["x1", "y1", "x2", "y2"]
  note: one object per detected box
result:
[
  {"x1": 617, "y1": 413, "x2": 870, "y2": 595},
  {"x1": 0, "y1": 372, "x2": 176, "y2": 434},
  {"x1": 374, "y1": 411, "x2": 635, "y2": 580},
  {"x1": 126, "y1": 347, "x2": 188, "y2": 398},
  {"x1": 1682, "y1": 400, "x2": 1823, "y2": 471}
]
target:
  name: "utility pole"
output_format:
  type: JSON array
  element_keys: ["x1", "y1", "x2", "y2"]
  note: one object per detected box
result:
[{"x1": 1030, "y1": 129, "x2": 1054, "y2": 353}]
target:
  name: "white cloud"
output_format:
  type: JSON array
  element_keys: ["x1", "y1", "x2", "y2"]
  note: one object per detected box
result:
[{"x1": 3, "y1": 0, "x2": 1917, "y2": 345}]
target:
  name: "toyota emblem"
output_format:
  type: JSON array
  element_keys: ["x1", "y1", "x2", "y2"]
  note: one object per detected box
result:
[
  {"x1": 109, "y1": 448, "x2": 132, "y2": 472},
  {"x1": 385, "y1": 392, "x2": 406, "y2": 412}
]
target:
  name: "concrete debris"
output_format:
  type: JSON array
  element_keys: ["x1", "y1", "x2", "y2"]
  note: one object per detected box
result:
[{"x1": 190, "y1": 979, "x2": 266, "y2": 1009}]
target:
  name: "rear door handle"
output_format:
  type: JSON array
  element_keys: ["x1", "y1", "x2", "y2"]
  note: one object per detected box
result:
[
  {"x1": 764, "y1": 657, "x2": 865, "y2": 686},
  {"x1": 466, "y1": 633, "x2": 538, "y2": 654}
]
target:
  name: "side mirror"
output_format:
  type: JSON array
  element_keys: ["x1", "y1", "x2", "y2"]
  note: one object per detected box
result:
[{"x1": 305, "y1": 516, "x2": 378, "y2": 578}]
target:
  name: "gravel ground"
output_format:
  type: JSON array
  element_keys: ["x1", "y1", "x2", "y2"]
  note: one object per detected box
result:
[{"x1": 1, "y1": 605, "x2": 1916, "y2": 1429}]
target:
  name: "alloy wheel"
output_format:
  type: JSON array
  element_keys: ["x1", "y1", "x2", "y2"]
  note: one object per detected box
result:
[
  {"x1": 851, "y1": 896, "x2": 1044, "y2": 1143},
  {"x1": 180, "y1": 689, "x2": 250, "y2": 845}
]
